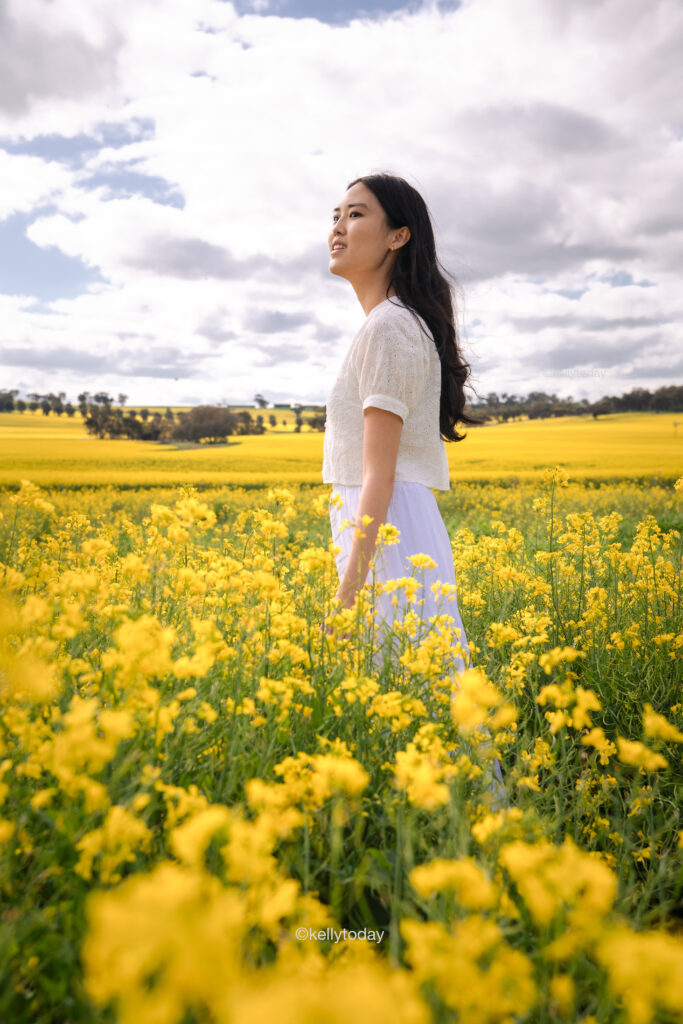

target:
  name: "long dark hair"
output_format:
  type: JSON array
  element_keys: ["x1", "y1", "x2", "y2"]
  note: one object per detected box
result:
[{"x1": 347, "y1": 173, "x2": 484, "y2": 442}]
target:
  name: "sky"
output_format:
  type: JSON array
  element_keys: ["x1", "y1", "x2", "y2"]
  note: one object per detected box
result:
[{"x1": 0, "y1": 0, "x2": 681, "y2": 409}]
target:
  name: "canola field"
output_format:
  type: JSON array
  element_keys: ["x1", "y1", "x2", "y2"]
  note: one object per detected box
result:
[
  {"x1": 0, "y1": 412, "x2": 682, "y2": 1023},
  {"x1": 0, "y1": 409, "x2": 680, "y2": 487}
]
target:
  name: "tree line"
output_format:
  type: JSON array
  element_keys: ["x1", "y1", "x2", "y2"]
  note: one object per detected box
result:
[
  {"x1": 0, "y1": 391, "x2": 326, "y2": 442},
  {"x1": 0, "y1": 385, "x2": 680, "y2": 444}
]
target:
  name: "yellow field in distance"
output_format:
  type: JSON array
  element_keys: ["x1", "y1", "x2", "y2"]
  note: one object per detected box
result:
[{"x1": 0, "y1": 410, "x2": 679, "y2": 487}]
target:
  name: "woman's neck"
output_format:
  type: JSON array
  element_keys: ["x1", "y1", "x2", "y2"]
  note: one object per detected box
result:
[{"x1": 353, "y1": 283, "x2": 398, "y2": 317}]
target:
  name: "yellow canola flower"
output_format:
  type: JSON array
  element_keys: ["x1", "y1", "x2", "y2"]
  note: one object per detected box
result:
[
  {"x1": 596, "y1": 924, "x2": 683, "y2": 1024},
  {"x1": 393, "y1": 737, "x2": 457, "y2": 811},
  {"x1": 616, "y1": 738, "x2": 668, "y2": 771},
  {"x1": 230, "y1": 962, "x2": 429, "y2": 1024},
  {"x1": 368, "y1": 690, "x2": 426, "y2": 732},
  {"x1": 401, "y1": 915, "x2": 536, "y2": 1023},
  {"x1": 537, "y1": 682, "x2": 573, "y2": 709},
  {"x1": 173, "y1": 618, "x2": 230, "y2": 680},
  {"x1": 49, "y1": 695, "x2": 136, "y2": 786},
  {"x1": 75, "y1": 805, "x2": 153, "y2": 883},
  {"x1": 0, "y1": 818, "x2": 14, "y2": 843},
  {"x1": 487, "y1": 621, "x2": 520, "y2": 648},
  {"x1": 538, "y1": 645, "x2": 585, "y2": 676},
  {"x1": 537, "y1": 681, "x2": 600, "y2": 730},
  {"x1": 377, "y1": 522, "x2": 401, "y2": 545},
  {"x1": 569, "y1": 687, "x2": 601, "y2": 729},
  {"x1": 271, "y1": 749, "x2": 370, "y2": 813},
  {"x1": 542, "y1": 465, "x2": 570, "y2": 488},
  {"x1": 410, "y1": 856, "x2": 497, "y2": 910},
  {"x1": 549, "y1": 974, "x2": 575, "y2": 1016},
  {"x1": 642, "y1": 702, "x2": 683, "y2": 743},
  {"x1": 581, "y1": 727, "x2": 617, "y2": 765},
  {"x1": 471, "y1": 807, "x2": 524, "y2": 846},
  {"x1": 0, "y1": 592, "x2": 61, "y2": 703},
  {"x1": 499, "y1": 837, "x2": 616, "y2": 930},
  {"x1": 82, "y1": 862, "x2": 248, "y2": 1024},
  {"x1": 174, "y1": 493, "x2": 217, "y2": 530},
  {"x1": 170, "y1": 806, "x2": 232, "y2": 867},
  {"x1": 0, "y1": 566, "x2": 24, "y2": 591},
  {"x1": 297, "y1": 545, "x2": 331, "y2": 573},
  {"x1": 119, "y1": 552, "x2": 149, "y2": 584},
  {"x1": 19, "y1": 594, "x2": 51, "y2": 626},
  {"x1": 407, "y1": 553, "x2": 437, "y2": 571},
  {"x1": 8, "y1": 478, "x2": 56, "y2": 514},
  {"x1": 101, "y1": 614, "x2": 177, "y2": 689},
  {"x1": 450, "y1": 667, "x2": 516, "y2": 735}
]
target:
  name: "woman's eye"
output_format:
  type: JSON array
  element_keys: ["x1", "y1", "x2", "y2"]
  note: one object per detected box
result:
[{"x1": 332, "y1": 211, "x2": 362, "y2": 222}]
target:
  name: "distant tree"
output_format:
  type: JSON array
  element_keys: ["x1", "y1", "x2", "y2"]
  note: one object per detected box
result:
[
  {"x1": 623, "y1": 387, "x2": 652, "y2": 412},
  {"x1": 652, "y1": 386, "x2": 680, "y2": 412},
  {"x1": 591, "y1": 398, "x2": 616, "y2": 419},
  {"x1": 40, "y1": 398, "x2": 51, "y2": 416},
  {"x1": 65, "y1": 403, "x2": 75, "y2": 417},
  {"x1": 16, "y1": 399, "x2": 26, "y2": 413},
  {"x1": 0, "y1": 389, "x2": 18, "y2": 411},
  {"x1": 164, "y1": 407, "x2": 175, "y2": 421},
  {"x1": 140, "y1": 408, "x2": 150, "y2": 422},
  {"x1": 255, "y1": 414, "x2": 265, "y2": 434},
  {"x1": 83, "y1": 405, "x2": 110, "y2": 439},
  {"x1": 253, "y1": 393, "x2": 267, "y2": 409},
  {"x1": 172, "y1": 405, "x2": 237, "y2": 443},
  {"x1": 235, "y1": 410, "x2": 253, "y2": 435},
  {"x1": 292, "y1": 403, "x2": 303, "y2": 433},
  {"x1": 269, "y1": 414, "x2": 277, "y2": 427},
  {"x1": 118, "y1": 393, "x2": 128, "y2": 407},
  {"x1": 306, "y1": 414, "x2": 326, "y2": 431}
]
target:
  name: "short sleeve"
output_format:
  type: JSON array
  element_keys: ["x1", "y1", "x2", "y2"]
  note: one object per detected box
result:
[{"x1": 352, "y1": 314, "x2": 428, "y2": 422}]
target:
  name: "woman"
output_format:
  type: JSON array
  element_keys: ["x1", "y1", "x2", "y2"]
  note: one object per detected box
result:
[
  {"x1": 322, "y1": 172, "x2": 483, "y2": 676},
  {"x1": 323, "y1": 173, "x2": 506, "y2": 805}
]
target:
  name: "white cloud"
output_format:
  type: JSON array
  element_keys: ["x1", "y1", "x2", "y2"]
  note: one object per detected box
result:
[
  {"x1": 0, "y1": 149, "x2": 74, "y2": 217},
  {"x1": 0, "y1": 0, "x2": 681, "y2": 406}
]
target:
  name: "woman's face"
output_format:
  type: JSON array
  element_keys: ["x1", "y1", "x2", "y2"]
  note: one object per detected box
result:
[{"x1": 328, "y1": 181, "x2": 398, "y2": 281}]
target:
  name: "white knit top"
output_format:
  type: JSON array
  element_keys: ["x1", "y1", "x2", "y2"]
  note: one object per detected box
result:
[{"x1": 322, "y1": 297, "x2": 450, "y2": 490}]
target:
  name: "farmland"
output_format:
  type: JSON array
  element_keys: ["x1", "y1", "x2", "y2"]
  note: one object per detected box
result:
[{"x1": 0, "y1": 411, "x2": 681, "y2": 1023}]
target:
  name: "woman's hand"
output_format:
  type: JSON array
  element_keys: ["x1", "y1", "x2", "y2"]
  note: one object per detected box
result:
[{"x1": 320, "y1": 612, "x2": 351, "y2": 641}]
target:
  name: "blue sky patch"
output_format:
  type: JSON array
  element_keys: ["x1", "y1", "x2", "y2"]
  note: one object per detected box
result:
[
  {"x1": 227, "y1": 0, "x2": 449, "y2": 25},
  {"x1": 81, "y1": 166, "x2": 185, "y2": 208},
  {"x1": 0, "y1": 118, "x2": 155, "y2": 169},
  {"x1": 0, "y1": 211, "x2": 106, "y2": 301}
]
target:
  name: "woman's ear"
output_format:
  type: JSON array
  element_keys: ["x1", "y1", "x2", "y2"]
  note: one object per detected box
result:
[{"x1": 391, "y1": 226, "x2": 411, "y2": 251}]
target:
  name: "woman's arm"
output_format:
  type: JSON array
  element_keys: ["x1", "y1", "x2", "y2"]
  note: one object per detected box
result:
[{"x1": 334, "y1": 405, "x2": 403, "y2": 609}]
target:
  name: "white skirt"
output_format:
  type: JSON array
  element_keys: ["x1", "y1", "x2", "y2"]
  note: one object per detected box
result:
[
  {"x1": 329, "y1": 480, "x2": 506, "y2": 805},
  {"x1": 329, "y1": 481, "x2": 472, "y2": 675}
]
